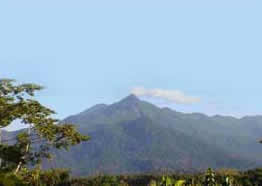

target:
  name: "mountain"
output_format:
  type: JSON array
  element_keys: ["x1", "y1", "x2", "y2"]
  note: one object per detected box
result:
[{"x1": 5, "y1": 95, "x2": 262, "y2": 176}]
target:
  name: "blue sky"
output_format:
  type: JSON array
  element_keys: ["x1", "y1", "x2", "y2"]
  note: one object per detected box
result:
[{"x1": 1, "y1": 0, "x2": 262, "y2": 130}]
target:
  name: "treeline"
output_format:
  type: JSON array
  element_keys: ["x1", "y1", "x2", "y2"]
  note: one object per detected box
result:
[{"x1": 1, "y1": 167, "x2": 262, "y2": 186}]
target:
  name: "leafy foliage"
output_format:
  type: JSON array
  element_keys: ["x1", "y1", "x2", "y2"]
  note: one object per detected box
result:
[
  {"x1": 0, "y1": 79, "x2": 89, "y2": 173},
  {"x1": 0, "y1": 172, "x2": 26, "y2": 186},
  {"x1": 47, "y1": 168, "x2": 262, "y2": 186},
  {"x1": 203, "y1": 168, "x2": 216, "y2": 186}
]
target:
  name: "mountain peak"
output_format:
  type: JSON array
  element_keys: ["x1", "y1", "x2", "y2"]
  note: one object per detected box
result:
[{"x1": 119, "y1": 94, "x2": 140, "y2": 104}]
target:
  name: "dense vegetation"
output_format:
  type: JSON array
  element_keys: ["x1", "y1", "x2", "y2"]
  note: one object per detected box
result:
[
  {"x1": 0, "y1": 79, "x2": 89, "y2": 185},
  {"x1": 1, "y1": 168, "x2": 262, "y2": 185}
]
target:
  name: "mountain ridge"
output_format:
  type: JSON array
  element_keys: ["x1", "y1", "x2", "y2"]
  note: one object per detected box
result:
[
  {"x1": 80, "y1": 95, "x2": 262, "y2": 122},
  {"x1": 4, "y1": 95, "x2": 262, "y2": 176},
  {"x1": 52, "y1": 95, "x2": 262, "y2": 175}
]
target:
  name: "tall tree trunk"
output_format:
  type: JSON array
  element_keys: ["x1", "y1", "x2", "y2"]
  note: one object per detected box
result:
[{"x1": 14, "y1": 126, "x2": 31, "y2": 174}]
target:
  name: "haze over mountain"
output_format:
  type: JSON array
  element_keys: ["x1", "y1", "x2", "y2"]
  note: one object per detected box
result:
[{"x1": 5, "y1": 95, "x2": 262, "y2": 176}]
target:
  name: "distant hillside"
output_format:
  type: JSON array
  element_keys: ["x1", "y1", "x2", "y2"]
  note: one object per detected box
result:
[{"x1": 5, "y1": 95, "x2": 262, "y2": 176}]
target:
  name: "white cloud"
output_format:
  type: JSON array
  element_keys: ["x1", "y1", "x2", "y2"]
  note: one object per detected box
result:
[{"x1": 131, "y1": 87, "x2": 200, "y2": 104}]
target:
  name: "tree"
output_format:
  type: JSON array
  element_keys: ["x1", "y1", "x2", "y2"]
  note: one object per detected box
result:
[
  {"x1": 0, "y1": 79, "x2": 90, "y2": 174},
  {"x1": 203, "y1": 168, "x2": 216, "y2": 186}
]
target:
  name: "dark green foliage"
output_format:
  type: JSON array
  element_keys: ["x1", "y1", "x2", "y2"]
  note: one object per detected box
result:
[
  {"x1": 19, "y1": 168, "x2": 71, "y2": 186},
  {"x1": 0, "y1": 168, "x2": 260, "y2": 186},
  {"x1": 0, "y1": 79, "x2": 89, "y2": 174},
  {"x1": 240, "y1": 168, "x2": 262, "y2": 186},
  {"x1": 0, "y1": 172, "x2": 26, "y2": 186},
  {"x1": 203, "y1": 168, "x2": 216, "y2": 186},
  {"x1": 49, "y1": 168, "x2": 262, "y2": 186}
]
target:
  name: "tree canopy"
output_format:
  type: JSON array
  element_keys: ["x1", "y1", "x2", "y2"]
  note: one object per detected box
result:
[{"x1": 0, "y1": 79, "x2": 89, "y2": 173}]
